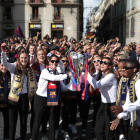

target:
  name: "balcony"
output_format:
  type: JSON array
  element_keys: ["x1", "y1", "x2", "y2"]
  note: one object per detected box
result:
[
  {"x1": 1, "y1": 0, "x2": 14, "y2": 6},
  {"x1": 28, "y1": 0, "x2": 44, "y2": 6},
  {"x1": 30, "y1": 14, "x2": 41, "y2": 22},
  {"x1": 3, "y1": 13, "x2": 13, "y2": 22},
  {"x1": 53, "y1": 14, "x2": 63, "y2": 22},
  {"x1": 51, "y1": 0, "x2": 81, "y2": 6}
]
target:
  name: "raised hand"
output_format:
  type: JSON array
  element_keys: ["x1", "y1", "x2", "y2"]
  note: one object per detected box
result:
[
  {"x1": 37, "y1": 32, "x2": 41, "y2": 36},
  {"x1": 1, "y1": 43, "x2": 7, "y2": 52}
]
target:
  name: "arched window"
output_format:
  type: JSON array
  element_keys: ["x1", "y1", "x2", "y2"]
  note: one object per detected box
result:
[
  {"x1": 132, "y1": 0, "x2": 135, "y2": 8},
  {"x1": 126, "y1": 19, "x2": 129, "y2": 38},
  {"x1": 131, "y1": 17, "x2": 135, "y2": 37},
  {"x1": 127, "y1": 0, "x2": 130, "y2": 11}
]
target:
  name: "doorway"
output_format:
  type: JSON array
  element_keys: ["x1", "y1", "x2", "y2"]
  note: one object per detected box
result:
[{"x1": 52, "y1": 30, "x2": 63, "y2": 39}]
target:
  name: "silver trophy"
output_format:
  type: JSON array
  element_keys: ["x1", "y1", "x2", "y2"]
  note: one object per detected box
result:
[{"x1": 67, "y1": 52, "x2": 84, "y2": 91}]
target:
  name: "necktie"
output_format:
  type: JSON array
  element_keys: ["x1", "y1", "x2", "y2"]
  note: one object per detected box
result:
[
  {"x1": 138, "y1": 56, "x2": 139, "y2": 62},
  {"x1": 30, "y1": 55, "x2": 33, "y2": 65}
]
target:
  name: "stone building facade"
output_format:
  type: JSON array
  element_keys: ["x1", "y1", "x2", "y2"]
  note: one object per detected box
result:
[
  {"x1": 0, "y1": 0, "x2": 83, "y2": 40},
  {"x1": 88, "y1": 0, "x2": 139, "y2": 45}
]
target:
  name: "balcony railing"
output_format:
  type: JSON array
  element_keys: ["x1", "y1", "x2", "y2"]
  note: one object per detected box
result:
[
  {"x1": 3, "y1": 13, "x2": 12, "y2": 21},
  {"x1": 51, "y1": 0, "x2": 81, "y2": 5},
  {"x1": 30, "y1": 14, "x2": 41, "y2": 22},
  {"x1": 53, "y1": 14, "x2": 63, "y2": 22},
  {"x1": 1, "y1": 0, "x2": 14, "y2": 5},
  {"x1": 28, "y1": 0, "x2": 44, "y2": 6}
]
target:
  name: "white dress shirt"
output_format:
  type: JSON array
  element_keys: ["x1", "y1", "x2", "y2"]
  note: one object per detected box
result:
[
  {"x1": 87, "y1": 73, "x2": 118, "y2": 103},
  {"x1": 1, "y1": 52, "x2": 28, "y2": 94},
  {"x1": 118, "y1": 79, "x2": 140, "y2": 126},
  {"x1": 36, "y1": 68, "x2": 68, "y2": 97}
]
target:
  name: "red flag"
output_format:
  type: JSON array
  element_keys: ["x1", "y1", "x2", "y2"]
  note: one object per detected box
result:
[{"x1": 81, "y1": 59, "x2": 88, "y2": 100}]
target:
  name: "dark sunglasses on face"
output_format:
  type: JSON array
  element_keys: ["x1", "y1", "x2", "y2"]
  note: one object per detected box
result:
[
  {"x1": 100, "y1": 61, "x2": 110, "y2": 65},
  {"x1": 62, "y1": 60, "x2": 68, "y2": 63},
  {"x1": 123, "y1": 66, "x2": 134, "y2": 70},
  {"x1": 93, "y1": 59, "x2": 101, "y2": 63},
  {"x1": 51, "y1": 60, "x2": 59, "y2": 63}
]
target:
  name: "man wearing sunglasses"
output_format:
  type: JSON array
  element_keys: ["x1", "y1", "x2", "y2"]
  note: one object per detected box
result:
[{"x1": 110, "y1": 60, "x2": 140, "y2": 140}]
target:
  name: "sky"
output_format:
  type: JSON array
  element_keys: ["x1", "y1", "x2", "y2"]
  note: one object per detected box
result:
[{"x1": 84, "y1": 0, "x2": 102, "y2": 33}]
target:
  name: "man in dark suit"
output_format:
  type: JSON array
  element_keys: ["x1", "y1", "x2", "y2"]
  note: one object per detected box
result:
[
  {"x1": 29, "y1": 44, "x2": 36, "y2": 66},
  {"x1": 130, "y1": 44, "x2": 140, "y2": 71},
  {"x1": 1, "y1": 43, "x2": 16, "y2": 63},
  {"x1": 130, "y1": 44, "x2": 140, "y2": 61}
]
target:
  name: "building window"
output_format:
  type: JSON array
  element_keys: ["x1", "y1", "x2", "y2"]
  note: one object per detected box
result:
[
  {"x1": 121, "y1": 0, "x2": 124, "y2": 14},
  {"x1": 54, "y1": 7, "x2": 61, "y2": 19},
  {"x1": 126, "y1": 19, "x2": 129, "y2": 38},
  {"x1": 132, "y1": 0, "x2": 135, "y2": 8},
  {"x1": 131, "y1": 17, "x2": 135, "y2": 37},
  {"x1": 127, "y1": 0, "x2": 130, "y2": 11},
  {"x1": 118, "y1": 2, "x2": 120, "y2": 16},
  {"x1": 114, "y1": 5, "x2": 116, "y2": 19}
]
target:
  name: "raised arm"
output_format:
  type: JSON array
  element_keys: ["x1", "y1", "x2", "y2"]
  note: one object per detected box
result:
[
  {"x1": 1, "y1": 44, "x2": 16, "y2": 73},
  {"x1": 87, "y1": 72, "x2": 113, "y2": 89},
  {"x1": 40, "y1": 69, "x2": 68, "y2": 81}
]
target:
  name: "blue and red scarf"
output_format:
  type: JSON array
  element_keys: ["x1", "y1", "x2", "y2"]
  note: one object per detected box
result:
[{"x1": 47, "y1": 67, "x2": 60, "y2": 106}]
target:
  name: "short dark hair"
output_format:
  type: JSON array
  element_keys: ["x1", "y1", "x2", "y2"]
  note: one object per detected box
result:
[
  {"x1": 49, "y1": 54, "x2": 59, "y2": 62},
  {"x1": 43, "y1": 37, "x2": 47, "y2": 40},
  {"x1": 41, "y1": 44, "x2": 47, "y2": 47},
  {"x1": 126, "y1": 60, "x2": 139, "y2": 72},
  {"x1": 29, "y1": 44, "x2": 36, "y2": 49}
]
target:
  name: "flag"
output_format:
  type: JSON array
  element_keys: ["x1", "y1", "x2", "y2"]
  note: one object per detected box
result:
[
  {"x1": 14, "y1": 25, "x2": 25, "y2": 38},
  {"x1": 86, "y1": 32, "x2": 95, "y2": 39}
]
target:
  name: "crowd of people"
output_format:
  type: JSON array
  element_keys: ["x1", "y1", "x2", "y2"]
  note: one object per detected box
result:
[{"x1": 0, "y1": 33, "x2": 140, "y2": 140}]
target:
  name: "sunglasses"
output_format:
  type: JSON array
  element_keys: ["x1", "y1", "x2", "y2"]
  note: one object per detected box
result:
[
  {"x1": 51, "y1": 60, "x2": 59, "y2": 63},
  {"x1": 123, "y1": 66, "x2": 134, "y2": 70},
  {"x1": 62, "y1": 60, "x2": 68, "y2": 63},
  {"x1": 93, "y1": 59, "x2": 101, "y2": 63},
  {"x1": 100, "y1": 61, "x2": 110, "y2": 65}
]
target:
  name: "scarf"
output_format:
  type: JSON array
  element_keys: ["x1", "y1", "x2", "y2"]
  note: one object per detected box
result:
[
  {"x1": 129, "y1": 72, "x2": 140, "y2": 130},
  {"x1": 8, "y1": 67, "x2": 37, "y2": 102},
  {"x1": 47, "y1": 67, "x2": 60, "y2": 106},
  {"x1": 116, "y1": 77, "x2": 128, "y2": 106}
]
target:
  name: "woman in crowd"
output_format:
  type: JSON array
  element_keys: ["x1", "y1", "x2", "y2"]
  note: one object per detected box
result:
[
  {"x1": 88, "y1": 57, "x2": 118, "y2": 140},
  {"x1": 91, "y1": 55, "x2": 101, "y2": 134},
  {"x1": 1, "y1": 44, "x2": 36, "y2": 140},
  {"x1": 31, "y1": 54, "x2": 70, "y2": 140},
  {"x1": 0, "y1": 62, "x2": 11, "y2": 140},
  {"x1": 31, "y1": 49, "x2": 49, "y2": 140},
  {"x1": 79, "y1": 62, "x2": 95, "y2": 138},
  {"x1": 59, "y1": 56, "x2": 77, "y2": 140}
]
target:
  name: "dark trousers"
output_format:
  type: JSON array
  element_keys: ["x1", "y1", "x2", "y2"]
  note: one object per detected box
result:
[
  {"x1": 30, "y1": 99, "x2": 48, "y2": 135},
  {"x1": 92, "y1": 94, "x2": 101, "y2": 128},
  {"x1": 31, "y1": 94, "x2": 57, "y2": 140},
  {"x1": 95, "y1": 102, "x2": 119, "y2": 140},
  {"x1": 8, "y1": 93, "x2": 29, "y2": 140},
  {"x1": 128, "y1": 126, "x2": 140, "y2": 140},
  {"x1": 81, "y1": 97, "x2": 92, "y2": 129},
  {"x1": 55, "y1": 100, "x2": 61, "y2": 130},
  {"x1": 120, "y1": 119, "x2": 130, "y2": 140},
  {"x1": 0, "y1": 107, "x2": 9, "y2": 139},
  {"x1": 61, "y1": 98, "x2": 77, "y2": 131}
]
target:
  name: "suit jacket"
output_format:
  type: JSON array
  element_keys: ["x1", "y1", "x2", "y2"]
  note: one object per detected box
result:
[
  {"x1": 8, "y1": 53, "x2": 17, "y2": 63},
  {"x1": 29, "y1": 54, "x2": 35, "y2": 65},
  {"x1": 130, "y1": 51, "x2": 137, "y2": 60}
]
